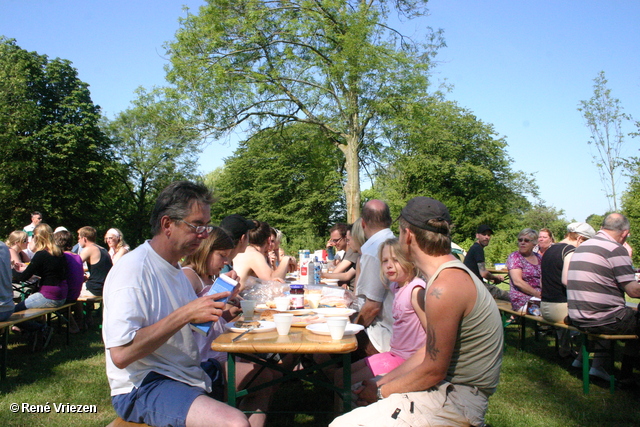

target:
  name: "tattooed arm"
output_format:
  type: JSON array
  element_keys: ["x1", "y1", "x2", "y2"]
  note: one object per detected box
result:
[{"x1": 366, "y1": 268, "x2": 476, "y2": 401}]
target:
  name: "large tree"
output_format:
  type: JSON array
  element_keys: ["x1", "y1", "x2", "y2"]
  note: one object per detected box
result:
[
  {"x1": 0, "y1": 37, "x2": 116, "y2": 235},
  {"x1": 103, "y1": 88, "x2": 201, "y2": 245},
  {"x1": 371, "y1": 99, "x2": 536, "y2": 242},
  {"x1": 208, "y1": 123, "x2": 344, "y2": 251},
  {"x1": 578, "y1": 71, "x2": 631, "y2": 211},
  {"x1": 165, "y1": 0, "x2": 442, "y2": 222}
]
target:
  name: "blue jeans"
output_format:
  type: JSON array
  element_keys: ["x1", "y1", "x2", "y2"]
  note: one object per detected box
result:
[{"x1": 15, "y1": 292, "x2": 65, "y2": 311}]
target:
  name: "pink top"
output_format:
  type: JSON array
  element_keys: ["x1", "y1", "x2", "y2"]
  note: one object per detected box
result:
[{"x1": 389, "y1": 276, "x2": 427, "y2": 360}]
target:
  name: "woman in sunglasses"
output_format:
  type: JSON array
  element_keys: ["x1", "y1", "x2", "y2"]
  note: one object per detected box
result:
[{"x1": 507, "y1": 228, "x2": 542, "y2": 312}]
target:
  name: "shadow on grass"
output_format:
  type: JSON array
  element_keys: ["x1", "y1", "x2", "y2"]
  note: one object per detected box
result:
[
  {"x1": 487, "y1": 326, "x2": 640, "y2": 427},
  {"x1": 0, "y1": 322, "x2": 105, "y2": 394}
]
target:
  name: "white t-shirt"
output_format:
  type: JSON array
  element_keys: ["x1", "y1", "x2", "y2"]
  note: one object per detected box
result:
[
  {"x1": 356, "y1": 228, "x2": 395, "y2": 353},
  {"x1": 103, "y1": 241, "x2": 210, "y2": 396}
]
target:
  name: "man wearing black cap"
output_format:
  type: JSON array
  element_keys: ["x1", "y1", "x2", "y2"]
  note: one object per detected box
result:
[
  {"x1": 220, "y1": 214, "x2": 256, "y2": 275},
  {"x1": 464, "y1": 225, "x2": 510, "y2": 301},
  {"x1": 332, "y1": 197, "x2": 503, "y2": 427}
]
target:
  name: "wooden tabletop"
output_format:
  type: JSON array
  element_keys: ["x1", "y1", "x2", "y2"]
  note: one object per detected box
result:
[{"x1": 211, "y1": 326, "x2": 357, "y2": 354}]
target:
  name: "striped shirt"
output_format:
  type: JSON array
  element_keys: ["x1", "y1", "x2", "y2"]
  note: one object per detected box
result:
[{"x1": 567, "y1": 230, "x2": 635, "y2": 328}]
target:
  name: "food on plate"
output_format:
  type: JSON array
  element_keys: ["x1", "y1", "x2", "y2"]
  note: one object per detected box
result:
[
  {"x1": 320, "y1": 295, "x2": 347, "y2": 308},
  {"x1": 259, "y1": 309, "x2": 281, "y2": 321},
  {"x1": 291, "y1": 314, "x2": 324, "y2": 326},
  {"x1": 233, "y1": 320, "x2": 260, "y2": 328}
]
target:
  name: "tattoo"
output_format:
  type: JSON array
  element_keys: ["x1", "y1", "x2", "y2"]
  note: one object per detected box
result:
[
  {"x1": 426, "y1": 323, "x2": 439, "y2": 361},
  {"x1": 429, "y1": 287, "x2": 442, "y2": 299}
]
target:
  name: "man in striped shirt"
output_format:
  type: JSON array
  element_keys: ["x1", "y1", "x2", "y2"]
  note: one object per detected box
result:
[{"x1": 567, "y1": 213, "x2": 640, "y2": 383}]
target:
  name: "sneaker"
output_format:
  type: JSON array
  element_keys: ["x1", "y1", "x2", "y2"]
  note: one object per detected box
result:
[
  {"x1": 571, "y1": 358, "x2": 582, "y2": 368},
  {"x1": 589, "y1": 366, "x2": 611, "y2": 381}
]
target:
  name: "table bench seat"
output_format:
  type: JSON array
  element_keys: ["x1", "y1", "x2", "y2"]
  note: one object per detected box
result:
[
  {"x1": 0, "y1": 303, "x2": 74, "y2": 380},
  {"x1": 496, "y1": 301, "x2": 638, "y2": 394}
]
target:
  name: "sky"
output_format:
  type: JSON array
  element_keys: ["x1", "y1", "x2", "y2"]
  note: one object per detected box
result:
[{"x1": 2, "y1": 0, "x2": 639, "y2": 223}]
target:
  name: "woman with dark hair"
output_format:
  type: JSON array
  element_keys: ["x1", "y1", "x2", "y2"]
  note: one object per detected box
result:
[{"x1": 232, "y1": 221, "x2": 296, "y2": 290}]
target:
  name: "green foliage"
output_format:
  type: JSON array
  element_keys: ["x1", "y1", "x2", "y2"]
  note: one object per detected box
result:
[
  {"x1": 578, "y1": 71, "x2": 631, "y2": 211},
  {"x1": 0, "y1": 37, "x2": 118, "y2": 236},
  {"x1": 622, "y1": 163, "x2": 640, "y2": 266},
  {"x1": 521, "y1": 204, "x2": 569, "y2": 243},
  {"x1": 208, "y1": 123, "x2": 344, "y2": 254},
  {"x1": 165, "y1": 0, "x2": 444, "y2": 221},
  {"x1": 373, "y1": 99, "x2": 537, "y2": 243},
  {"x1": 102, "y1": 88, "x2": 202, "y2": 246}
]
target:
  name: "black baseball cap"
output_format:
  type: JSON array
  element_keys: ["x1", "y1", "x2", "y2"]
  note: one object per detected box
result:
[
  {"x1": 220, "y1": 214, "x2": 256, "y2": 241},
  {"x1": 399, "y1": 197, "x2": 451, "y2": 234},
  {"x1": 476, "y1": 224, "x2": 493, "y2": 234}
]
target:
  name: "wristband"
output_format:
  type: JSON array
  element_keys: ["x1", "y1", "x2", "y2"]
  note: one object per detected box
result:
[{"x1": 377, "y1": 385, "x2": 384, "y2": 400}]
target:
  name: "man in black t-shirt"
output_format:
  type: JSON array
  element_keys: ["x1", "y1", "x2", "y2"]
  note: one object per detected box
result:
[{"x1": 463, "y1": 225, "x2": 510, "y2": 301}]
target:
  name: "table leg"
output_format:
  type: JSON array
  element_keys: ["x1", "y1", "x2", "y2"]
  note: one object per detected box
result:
[
  {"x1": 227, "y1": 353, "x2": 237, "y2": 407},
  {"x1": 342, "y1": 352, "x2": 351, "y2": 412}
]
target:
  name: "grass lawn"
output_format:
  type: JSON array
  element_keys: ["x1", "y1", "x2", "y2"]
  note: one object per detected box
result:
[{"x1": 1, "y1": 319, "x2": 639, "y2": 427}]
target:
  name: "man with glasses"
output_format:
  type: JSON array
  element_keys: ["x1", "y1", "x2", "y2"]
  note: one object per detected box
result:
[
  {"x1": 326, "y1": 223, "x2": 349, "y2": 262},
  {"x1": 103, "y1": 181, "x2": 249, "y2": 427}
]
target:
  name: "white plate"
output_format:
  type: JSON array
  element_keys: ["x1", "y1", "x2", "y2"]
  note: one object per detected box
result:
[
  {"x1": 313, "y1": 308, "x2": 356, "y2": 317},
  {"x1": 306, "y1": 323, "x2": 364, "y2": 336},
  {"x1": 226, "y1": 321, "x2": 276, "y2": 333}
]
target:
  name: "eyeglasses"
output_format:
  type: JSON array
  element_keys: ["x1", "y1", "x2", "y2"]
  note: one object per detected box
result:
[
  {"x1": 177, "y1": 219, "x2": 214, "y2": 234},
  {"x1": 331, "y1": 237, "x2": 343, "y2": 243},
  {"x1": 518, "y1": 238, "x2": 531, "y2": 243}
]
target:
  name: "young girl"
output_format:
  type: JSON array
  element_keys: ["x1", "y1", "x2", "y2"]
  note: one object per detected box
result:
[
  {"x1": 182, "y1": 227, "x2": 276, "y2": 427},
  {"x1": 335, "y1": 238, "x2": 426, "y2": 391}
]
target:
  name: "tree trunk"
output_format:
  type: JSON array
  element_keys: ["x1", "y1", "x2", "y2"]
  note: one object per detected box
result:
[{"x1": 341, "y1": 135, "x2": 361, "y2": 223}]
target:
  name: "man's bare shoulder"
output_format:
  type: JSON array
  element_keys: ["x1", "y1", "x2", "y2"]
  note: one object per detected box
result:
[{"x1": 427, "y1": 268, "x2": 476, "y2": 307}]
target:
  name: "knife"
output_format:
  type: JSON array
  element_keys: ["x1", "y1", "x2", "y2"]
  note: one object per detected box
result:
[{"x1": 232, "y1": 326, "x2": 256, "y2": 342}]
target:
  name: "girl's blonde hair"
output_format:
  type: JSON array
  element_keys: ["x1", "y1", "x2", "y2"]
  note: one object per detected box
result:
[
  {"x1": 378, "y1": 237, "x2": 419, "y2": 285},
  {"x1": 32, "y1": 223, "x2": 63, "y2": 257},
  {"x1": 6, "y1": 230, "x2": 27, "y2": 247}
]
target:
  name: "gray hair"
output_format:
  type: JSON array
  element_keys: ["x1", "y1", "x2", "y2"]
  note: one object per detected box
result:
[
  {"x1": 518, "y1": 228, "x2": 538, "y2": 243},
  {"x1": 602, "y1": 213, "x2": 630, "y2": 232},
  {"x1": 149, "y1": 181, "x2": 214, "y2": 236}
]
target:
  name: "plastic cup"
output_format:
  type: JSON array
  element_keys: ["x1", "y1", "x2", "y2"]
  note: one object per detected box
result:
[
  {"x1": 326, "y1": 317, "x2": 349, "y2": 340},
  {"x1": 274, "y1": 296, "x2": 290, "y2": 311},
  {"x1": 307, "y1": 294, "x2": 321, "y2": 309},
  {"x1": 240, "y1": 300, "x2": 256, "y2": 319},
  {"x1": 273, "y1": 313, "x2": 294, "y2": 335}
]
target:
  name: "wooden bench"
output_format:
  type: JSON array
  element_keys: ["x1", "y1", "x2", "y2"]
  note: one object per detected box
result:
[
  {"x1": 496, "y1": 301, "x2": 638, "y2": 394},
  {"x1": 0, "y1": 302, "x2": 74, "y2": 380}
]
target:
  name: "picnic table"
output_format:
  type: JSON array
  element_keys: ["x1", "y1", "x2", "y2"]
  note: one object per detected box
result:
[{"x1": 211, "y1": 320, "x2": 357, "y2": 413}]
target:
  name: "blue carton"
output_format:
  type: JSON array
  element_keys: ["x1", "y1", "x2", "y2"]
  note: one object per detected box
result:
[{"x1": 190, "y1": 274, "x2": 238, "y2": 336}]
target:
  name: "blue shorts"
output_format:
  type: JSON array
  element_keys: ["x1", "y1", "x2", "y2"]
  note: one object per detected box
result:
[
  {"x1": 112, "y1": 360, "x2": 224, "y2": 427},
  {"x1": 112, "y1": 372, "x2": 206, "y2": 427}
]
